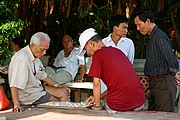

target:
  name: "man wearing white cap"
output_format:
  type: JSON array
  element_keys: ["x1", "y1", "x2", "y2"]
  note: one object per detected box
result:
[{"x1": 79, "y1": 28, "x2": 145, "y2": 113}]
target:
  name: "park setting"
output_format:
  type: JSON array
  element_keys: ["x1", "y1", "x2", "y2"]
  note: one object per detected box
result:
[{"x1": 0, "y1": 0, "x2": 180, "y2": 120}]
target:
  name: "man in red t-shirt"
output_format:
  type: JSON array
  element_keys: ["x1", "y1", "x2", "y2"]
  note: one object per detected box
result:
[{"x1": 78, "y1": 28, "x2": 145, "y2": 113}]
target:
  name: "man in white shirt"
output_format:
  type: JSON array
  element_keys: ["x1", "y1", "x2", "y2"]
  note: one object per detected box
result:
[
  {"x1": 102, "y1": 15, "x2": 135, "y2": 64},
  {"x1": 101, "y1": 15, "x2": 135, "y2": 93},
  {"x1": 45, "y1": 35, "x2": 85, "y2": 85},
  {"x1": 9, "y1": 32, "x2": 70, "y2": 113}
]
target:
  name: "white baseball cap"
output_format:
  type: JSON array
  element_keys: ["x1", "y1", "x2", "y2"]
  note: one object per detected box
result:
[{"x1": 78, "y1": 28, "x2": 98, "y2": 56}]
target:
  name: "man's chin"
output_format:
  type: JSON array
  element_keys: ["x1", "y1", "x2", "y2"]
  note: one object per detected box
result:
[
  {"x1": 140, "y1": 31, "x2": 147, "y2": 35},
  {"x1": 87, "y1": 53, "x2": 92, "y2": 56},
  {"x1": 40, "y1": 55, "x2": 45, "y2": 58}
]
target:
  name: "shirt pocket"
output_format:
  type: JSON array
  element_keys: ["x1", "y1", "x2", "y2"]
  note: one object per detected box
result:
[
  {"x1": 69, "y1": 56, "x2": 78, "y2": 63},
  {"x1": 35, "y1": 66, "x2": 45, "y2": 80}
]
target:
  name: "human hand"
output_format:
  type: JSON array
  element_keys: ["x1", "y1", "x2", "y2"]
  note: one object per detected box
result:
[
  {"x1": 85, "y1": 96, "x2": 94, "y2": 106},
  {"x1": 65, "y1": 87, "x2": 71, "y2": 97},
  {"x1": 174, "y1": 72, "x2": 180, "y2": 86},
  {"x1": 75, "y1": 80, "x2": 83, "y2": 83},
  {"x1": 12, "y1": 105, "x2": 24, "y2": 112}
]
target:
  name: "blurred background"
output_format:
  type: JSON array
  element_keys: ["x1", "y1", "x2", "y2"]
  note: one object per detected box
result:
[{"x1": 0, "y1": 0, "x2": 180, "y2": 64}]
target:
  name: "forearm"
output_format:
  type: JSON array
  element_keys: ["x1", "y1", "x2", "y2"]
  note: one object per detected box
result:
[
  {"x1": 43, "y1": 76, "x2": 63, "y2": 87},
  {"x1": 10, "y1": 87, "x2": 20, "y2": 107},
  {"x1": 79, "y1": 65, "x2": 85, "y2": 80},
  {"x1": 93, "y1": 78, "x2": 101, "y2": 106}
]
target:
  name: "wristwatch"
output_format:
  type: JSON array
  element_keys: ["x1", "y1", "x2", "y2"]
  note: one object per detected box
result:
[
  {"x1": 95, "y1": 105, "x2": 101, "y2": 108},
  {"x1": 79, "y1": 78, "x2": 84, "y2": 81},
  {"x1": 54, "y1": 82, "x2": 59, "y2": 88}
]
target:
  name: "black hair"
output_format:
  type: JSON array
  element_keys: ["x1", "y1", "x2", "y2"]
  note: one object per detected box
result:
[
  {"x1": 89, "y1": 34, "x2": 102, "y2": 43},
  {"x1": 131, "y1": 7, "x2": 155, "y2": 23},
  {"x1": 109, "y1": 15, "x2": 128, "y2": 33},
  {"x1": 11, "y1": 37, "x2": 24, "y2": 48}
]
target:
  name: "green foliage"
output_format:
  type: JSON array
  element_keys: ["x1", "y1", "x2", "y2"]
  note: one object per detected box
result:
[
  {"x1": 0, "y1": 48, "x2": 13, "y2": 66},
  {"x1": 0, "y1": 0, "x2": 20, "y2": 20},
  {"x1": 47, "y1": 2, "x2": 113, "y2": 57},
  {"x1": 0, "y1": 19, "x2": 27, "y2": 43},
  {"x1": 0, "y1": 0, "x2": 28, "y2": 65}
]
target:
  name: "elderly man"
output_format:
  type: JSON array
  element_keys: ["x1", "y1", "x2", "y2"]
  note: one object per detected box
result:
[{"x1": 8, "y1": 32, "x2": 70, "y2": 113}]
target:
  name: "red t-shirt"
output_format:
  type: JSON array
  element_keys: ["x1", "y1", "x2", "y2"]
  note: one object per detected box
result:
[{"x1": 88, "y1": 46, "x2": 145, "y2": 111}]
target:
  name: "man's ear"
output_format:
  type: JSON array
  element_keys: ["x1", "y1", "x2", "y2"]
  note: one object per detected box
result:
[
  {"x1": 29, "y1": 43, "x2": 37, "y2": 50},
  {"x1": 113, "y1": 26, "x2": 118, "y2": 31},
  {"x1": 88, "y1": 40, "x2": 95, "y2": 48},
  {"x1": 146, "y1": 19, "x2": 151, "y2": 23},
  {"x1": 29, "y1": 43, "x2": 34, "y2": 47}
]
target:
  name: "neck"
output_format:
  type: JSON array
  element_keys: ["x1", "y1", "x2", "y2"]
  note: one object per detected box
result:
[
  {"x1": 148, "y1": 23, "x2": 156, "y2": 35},
  {"x1": 64, "y1": 47, "x2": 74, "y2": 57},
  {"x1": 65, "y1": 48, "x2": 72, "y2": 52},
  {"x1": 16, "y1": 47, "x2": 21, "y2": 52},
  {"x1": 111, "y1": 33, "x2": 121, "y2": 46},
  {"x1": 96, "y1": 41, "x2": 105, "y2": 50}
]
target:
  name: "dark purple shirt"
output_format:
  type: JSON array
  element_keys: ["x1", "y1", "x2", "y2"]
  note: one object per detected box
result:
[{"x1": 144, "y1": 26, "x2": 179, "y2": 76}]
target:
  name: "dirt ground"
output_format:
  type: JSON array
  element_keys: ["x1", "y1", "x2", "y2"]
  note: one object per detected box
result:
[{"x1": 0, "y1": 105, "x2": 180, "y2": 120}]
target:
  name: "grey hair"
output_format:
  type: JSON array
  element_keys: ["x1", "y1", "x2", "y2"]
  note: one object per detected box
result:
[{"x1": 30, "y1": 32, "x2": 50, "y2": 46}]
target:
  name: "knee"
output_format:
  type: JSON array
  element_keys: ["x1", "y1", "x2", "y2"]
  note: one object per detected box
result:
[{"x1": 58, "y1": 87, "x2": 70, "y2": 101}]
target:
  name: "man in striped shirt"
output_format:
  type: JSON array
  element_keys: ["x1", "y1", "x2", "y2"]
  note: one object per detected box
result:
[{"x1": 133, "y1": 8, "x2": 179, "y2": 112}]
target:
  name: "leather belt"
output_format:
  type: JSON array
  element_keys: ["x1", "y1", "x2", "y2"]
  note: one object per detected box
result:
[{"x1": 148, "y1": 73, "x2": 171, "y2": 79}]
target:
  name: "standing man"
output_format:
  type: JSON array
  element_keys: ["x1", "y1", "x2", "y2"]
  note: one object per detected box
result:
[
  {"x1": 9, "y1": 32, "x2": 70, "y2": 113},
  {"x1": 103, "y1": 15, "x2": 135, "y2": 64},
  {"x1": 101, "y1": 15, "x2": 135, "y2": 94},
  {"x1": 133, "y1": 8, "x2": 179, "y2": 112},
  {"x1": 79, "y1": 28, "x2": 145, "y2": 113}
]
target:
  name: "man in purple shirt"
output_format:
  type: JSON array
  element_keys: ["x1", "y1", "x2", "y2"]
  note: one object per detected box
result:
[{"x1": 133, "y1": 8, "x2": 179, "y2": 112}]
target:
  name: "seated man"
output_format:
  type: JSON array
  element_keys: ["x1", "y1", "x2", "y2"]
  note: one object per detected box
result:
[
  {"x1": 46, "y1": 35, "x2": 85, "y2": 85},
  {"x1": 11, "y1": 37, "x2": 25, "y2": 53},
  {"x1": 78, "y1": 28, "x2": 145, "y2": 113},
  {"x1": 8, "y1": 32, "x2": 70, "y2": 113},
  {"x1": 0, "y1": 37, "x2": 25, "y2": 94}
]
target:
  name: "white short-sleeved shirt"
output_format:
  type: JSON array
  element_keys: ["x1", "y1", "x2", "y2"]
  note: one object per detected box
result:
[
  {"x1": 102, "y1": 34, "x2": 135, "y2": 64},
  {"x1": 8, "y1": 45, "x2": 47, "y2": 105},
  {"x1": 53, "y1": 47, "x2": 85, "y2": 79}
]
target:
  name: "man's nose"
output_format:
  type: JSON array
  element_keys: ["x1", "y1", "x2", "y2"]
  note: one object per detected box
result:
[
  {"x1": 42, "y1": 50, "x2": 46, "y2": 55},
  {"x1": 137, "y1": 26, "x2": 140, "y2": 30}
]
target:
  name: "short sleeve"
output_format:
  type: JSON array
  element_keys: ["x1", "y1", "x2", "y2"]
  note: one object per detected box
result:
[
  {"x1": 53, "y1": 50, "x2": 64, "y2": 67},
  {"x1": 8, "y1": 57, "x2": 29, "y2": 89},
  {"x1": 88, "y1": 52, "x2": 102, "y2": 79}
]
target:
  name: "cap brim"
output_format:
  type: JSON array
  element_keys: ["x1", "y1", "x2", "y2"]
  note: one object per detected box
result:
[
  {"x1": 79, "y1": 49, "x2": 86, "y2": 57},
  {"x1": 79, "y1": 43, "x2": 86, "y2": 56}
]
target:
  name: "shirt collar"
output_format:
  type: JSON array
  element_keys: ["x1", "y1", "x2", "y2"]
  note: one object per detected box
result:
[
  {"x1": 26, "y1": 45, "x2": 36, "y2": 62},
  {"x1": 149, "y1": 25, "x2": 158, "y2": 40},
  {"x1": 108, "y1": 33, "x2": 126, "y2": 43}
]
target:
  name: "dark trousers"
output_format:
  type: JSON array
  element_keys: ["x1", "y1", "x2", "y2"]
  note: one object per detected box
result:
[{"x1": 148, "y1": 74, "x2": 177, "y2": 112}]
